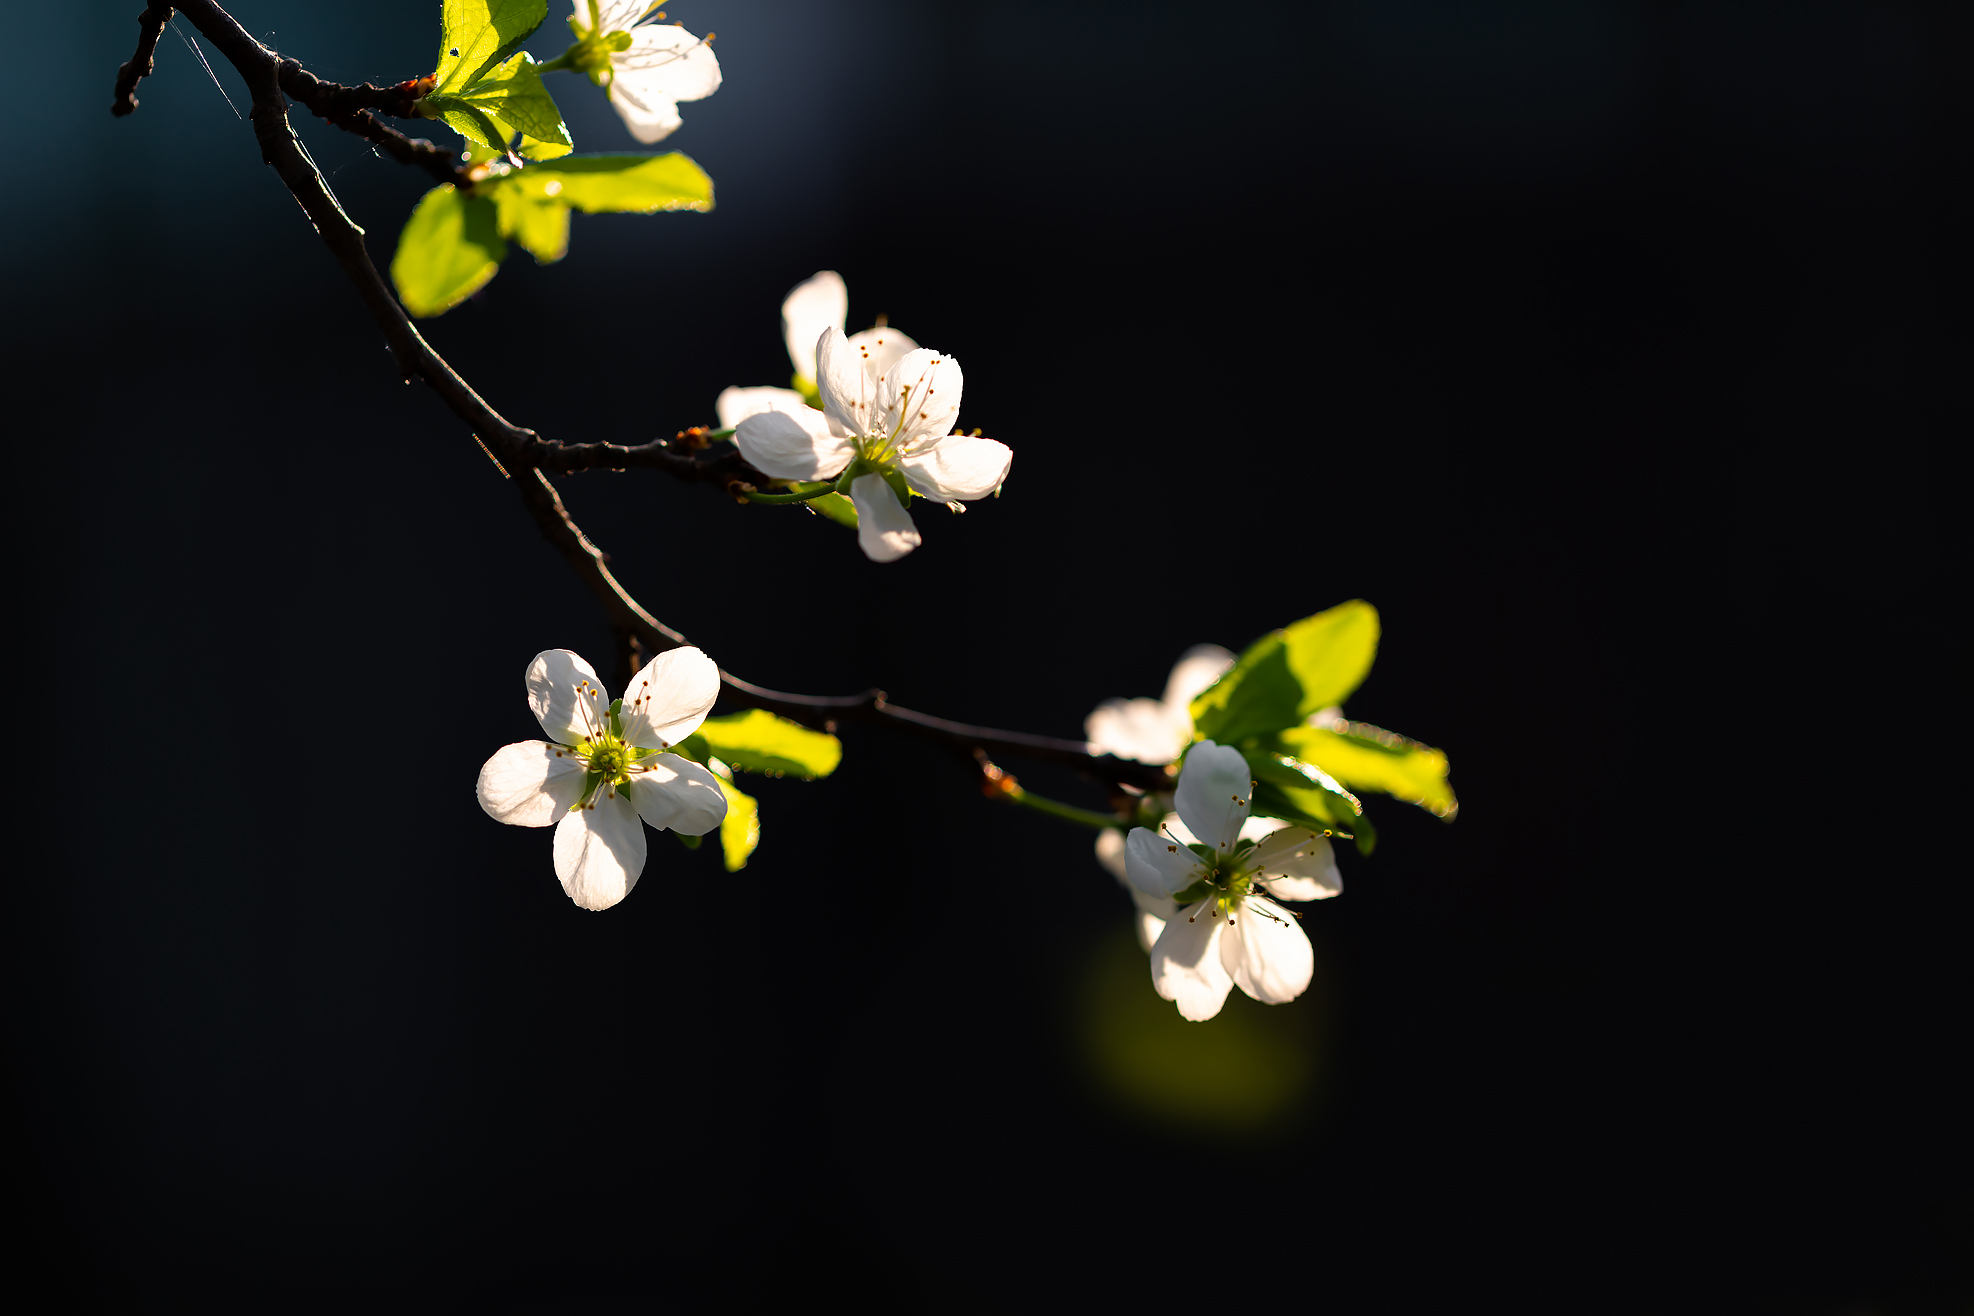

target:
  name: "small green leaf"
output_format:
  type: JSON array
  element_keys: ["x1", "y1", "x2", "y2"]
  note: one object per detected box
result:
[
  {"x1": 435, "y1": 0, "x2": 548, "y2": 90},
  {"x1": 497, "y1": 195, "x2": 570, "y2": 262},
  {"x1": 1275, "y1": 722, "x2": 1457, "y2": 819},
  {"x1": 482, "y1": 153, "x2": 714, "y2": 214},
  {"x1": 1191, "y1": 601, "x2": 1380, "y2": 746},
  {"x1": 681, "y1": 709, "x2": 842, "y2": 780},
  {"x1": 423, "y1": 52, "x2": 572, "y2": 160},
  {"x1": 390, "y1": 185, "x2": 506, "y2": 318},
  {"x1": 715, "y1": 775, "x2": 760, "y2": 871}
]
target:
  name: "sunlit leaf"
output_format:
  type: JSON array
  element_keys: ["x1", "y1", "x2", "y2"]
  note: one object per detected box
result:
[
  {"x1": 434, "y1": 0, "x2": 547, "y2": 90},
  {"x1": 495, "y1": 194, "x2": 569, "y2": 262},
  {"x1": 390, "y1": 185, "x2": 505, "y2": 317},
  {"x1": 1275, "y1": 721, "x2": 1456, "y2": 819},
  {"x1": 482, "y1": 153, "x2": 714, "y2": 214},
  {"x1": 715, "y1": 775, "x2": 760, "y2": 872},
  {"x1": 679, "y1": 709, "x2": 842, "y2": 780},
  {"x1": 1191, "y1": 601, "x2": 1380, "y2": 747},
  {"x1": 422, "y1": 53, "x2": 572, "y2": 160}
]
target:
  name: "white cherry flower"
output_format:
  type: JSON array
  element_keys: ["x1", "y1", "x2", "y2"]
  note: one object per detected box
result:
[
  {"x1": 1097, "y1": 805, "x2": 1336, "y2": 952},
  {"x1": 715, "y1": 271, "x2": 920, "y2": 427},
  {"x1": 1122, "y1": 742, "x2": 1340, "y2": 1021},
  {"x1": 563, "y1": 1, "x2": 721, "y2": 144},
  {"x1": 734, "y1": 327, "x2": 1013, "y2": 562},
  {"x1": 477, "y1": 646, "x2": 728, "y2": 910},
  {"x1": 1085, "y1": 644, "x2": 1238, "y2": 764}
]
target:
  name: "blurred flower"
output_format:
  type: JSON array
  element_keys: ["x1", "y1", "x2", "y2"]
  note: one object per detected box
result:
[
  {"x1": 716, "y1": 271, "x2": 920, "y2": 427},
  {"x1": 735, "y1": 327, "x2": 1012, "y2": 562},
  {"x1": 563, "y1": 1, "x2": 721, "y2": 144},
  {"x1": 1085, "y1": 644, "x2": 1236, "y2": 764},
  {"x1": 477, "y1": 646, "x2": 727, "y2": 910},
  {"x1": 1123, "y1": 742, "x2": 1339, "y2": 1020}
]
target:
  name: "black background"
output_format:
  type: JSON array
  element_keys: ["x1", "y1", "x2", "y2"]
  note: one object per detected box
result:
[{"x1": 5, "y1": 1, "x2": 1969, "y2": 1309}]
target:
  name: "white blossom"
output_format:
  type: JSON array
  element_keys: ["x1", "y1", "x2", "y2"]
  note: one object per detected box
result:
[
  {"x1": 715, "y1": 271, "x2": 920, "y2": 428},
  {"x1": 734, "y1": 327, "x2": 1013, "y2": 562},
  {"x1": 477, "y1": 647, "x2": 727, "y2": 910},
  {"x1": 1122, "y1": 742, "x2": 1340, "y2": 1020},
  {"x1": 566, "y1": 1, "x2": 721, "y2": 145},
  {"x1": 1085, "y1": 644, "x2": 1237, "y2": 764}
]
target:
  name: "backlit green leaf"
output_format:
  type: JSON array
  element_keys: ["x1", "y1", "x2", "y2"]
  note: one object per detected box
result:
[
  {"x1": 496, "y1": 195, "x2": 570, "y2": 262},
  {"x1": 435, "y1": 0, "x2": 547, "y2": 90},
  {"x1": 681, "y1": 709, "x2": 842, "y2": 780},
  {"x1": 715, "y1": 775, "x2": 760, "y2": 872},
  {"x1": 390, "y1": 185, "x2": 505, "y2": 318},
  {"x1": 1275, "y1": 721, "x2": 1457, "y2": 819},
  {"x1": 1191, "y1": 601, "x2": 1380, "y2": 746},
  {"x1": 422, "y1": 52, "x2": 572, "y2": 160},
  {"x1": 808, "y1": 491, "x2": 858, "y2": 529},
  {"x1": 482, "y1": 153, "x2": 714, "y2": 214}
]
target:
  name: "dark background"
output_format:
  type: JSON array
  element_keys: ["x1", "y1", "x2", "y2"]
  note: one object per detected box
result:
[{"x1": 5, "y1": 1, "x2": 1968, "y2": 1309}]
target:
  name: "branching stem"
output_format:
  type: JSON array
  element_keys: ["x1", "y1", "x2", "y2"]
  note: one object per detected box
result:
[{"x1": 112, "y1": 0, "x2": 1174, "y2": 795}]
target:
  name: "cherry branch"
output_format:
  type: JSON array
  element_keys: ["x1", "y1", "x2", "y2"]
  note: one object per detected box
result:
[{"x1": 114, "y1": 0, "x2": 1173, "y2": 794}]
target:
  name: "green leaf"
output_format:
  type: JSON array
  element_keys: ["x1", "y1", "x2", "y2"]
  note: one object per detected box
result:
[
  {"x1": 715, "y1": 776, "x2": 760, "y2": 872},
  {"x1": 808, "y1": 491, "x2": 859, "y2": 529},
  {"x1": 422, "y1": 52, "x2": 572, "y2": 160},
  {"x1": 496, "y1": 195, "x2": 570, "y2": 262},
  {"x1": 1190, "y1": 601, "x2": 1380, "y2": 747},
  {"x1": 476, "y1": 153, "x2": 712, "y2": 264},
  {"x1": 390, "y1": 185, "x2": 505, "y2": 318},
  {"x1": 435, "y1": 0, "x2": 548, "y2": 90},
  {"x1": 1274, "y1": 722, "x2": 1457, "y2": 819},
  {"x1": 482, "y1": 153, "x2": 714, "y2": 214},
  {"x1": 679, "y1": 709, "x2": 842, "y2": 780}
]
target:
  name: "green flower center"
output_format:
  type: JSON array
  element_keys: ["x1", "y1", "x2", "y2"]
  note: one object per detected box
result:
[{"x1": 583, "y1": 735, "x2": 633, "y2": 783}]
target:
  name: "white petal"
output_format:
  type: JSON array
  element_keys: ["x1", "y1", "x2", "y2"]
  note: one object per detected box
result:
[
  {"x1": 843, "y1": 325, "x2": 920, "y2": 382},
  {"x1": 477, "y1": 741, "x2": 588, "y2": 826},
  {"x1": 609, "y1": 82, "x2": 683, "y2": 143},
  {"x1": 873, "y1": 348, "x2": 963, "y2": 450},
  {"x1": 734, "y1": 407, "x2": 854, "y2": 482},
  {"x1": 782, "y1": 272, "x2": 848, "y2": 382},
  {"x1": 1248, "y1": 829, "x2": 1342, "y2": 902},
  {"x1": 1173, "y1": 740, "x2": 1253, "y2": 854},
  {"x1": 849, "y1": 473, "x2": 921, "y2": 562},
  {"x1": 603, "y1": 23, "x2": 719, "y2": 144},
  {"x1": 630, "y1": 754, "x2": 727, "y2": 835},
  {"x1": 898, "y1": 434, "x2": 1012, "y2": 502},
  {"x1": 589, "y1": 0, "x2": 649, "y2": 33},
  {"x1": 1094, "y1": 828, "x2": 1128, "y2": 881},
  {"x1": 1149, "y1": 904, "x2": 1235, "y2": 1021},
  {"x1": 1221, "y1": 896, "x2": 1314, "y2": 1004},
  {"x1": 816, "y1": 327, "x2": 876, "y2": 438},
  {"x1": 1123, "y1": 826, "x2": 1206, "y2": 899},
  {"x1": 1161, "y1": 812, "x2": 1279, "y2": 849},
  {"x1": 552, "y1": 787, "x2": 647, "y2": 910},
  {"x1": 526, "y1": 649, "x2": 610, "y2": 746},
  {"x1": 1162, "y1": 644, "x2": 1237, "y2": 712},
  {"x1": 1134, "y1": 909, "x2": 1167, "y2": 954},
  {"x1": 1086, "y1": 697, "x2": 1188, "y2": 764},
  {"x1": 715, "y1": 385, "x2": 808, "y2": 432},
  {"x1": 619, "y1": 645, "x2": 721, "y2": 749}
]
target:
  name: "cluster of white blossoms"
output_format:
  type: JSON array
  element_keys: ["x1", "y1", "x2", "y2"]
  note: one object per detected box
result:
[
  {"x1": 1121, "y1": 743, "x2": 1341, "y2": 1021},
  {"x1": 477, "y1": 647, "x2": 728, "y2": 909},
  {"x1": 719, "y1": 272, "x2": 1014, "y2": 563},
  {"x1": 561, "y1": 1, "x2": 721, "y2": 144},
  {"x1": 1088, "y1": 649, "x2": 1347, "y2": 1021}
]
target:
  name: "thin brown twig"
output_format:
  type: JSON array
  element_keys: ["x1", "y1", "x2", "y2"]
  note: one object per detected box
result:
[
  {"x1": 116, "y1": 0, "x2": 1174, "y2": 794},
  {"x1": 110, "y1": 3, "x2": 175, "y2": 116}
]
